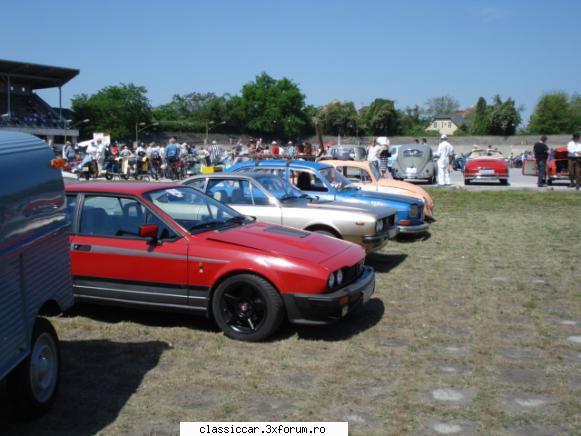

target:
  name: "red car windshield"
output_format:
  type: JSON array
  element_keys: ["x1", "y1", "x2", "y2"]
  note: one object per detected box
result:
[{"x1": 144, "y1": 186, "x2": 248, "y2": 233}]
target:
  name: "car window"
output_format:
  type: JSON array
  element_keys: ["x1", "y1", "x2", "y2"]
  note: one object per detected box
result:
[
  {"x1": 290, "y1": 170, "x2": 328, "y2": 192},
  {"x1": 79, "y1": 195, "x2": 175, "y2": 240},
  {"x1": 145, "y1": 187, "x2": 243, "y2": 234},
  {"x1": 249, "y1": 182, "x2": 271, "y2": 206},
  {"x1": 66, "y1": 194, "x2": 77, "y2": 230},
  {"x1": 341, "y1": 167, "x2": 371, "y2": 182},
  {"x1": 187, "y1": 178, "x2": 206, "y2": 192},
  {"x1": 403, "y1": 149, "x2": 424, "y2": 158}
]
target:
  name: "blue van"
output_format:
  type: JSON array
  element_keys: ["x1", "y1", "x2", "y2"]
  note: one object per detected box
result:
[{"x1": 0, "y1": 132, "x2": 73, "y2": 417}]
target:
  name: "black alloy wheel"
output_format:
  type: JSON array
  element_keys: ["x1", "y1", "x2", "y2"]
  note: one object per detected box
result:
[{"x1": 212, "y1": 274, "x2": 284, "y2": 342}]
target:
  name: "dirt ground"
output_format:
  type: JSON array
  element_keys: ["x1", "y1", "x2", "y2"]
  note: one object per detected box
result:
[{"x1": 1, "y1": 190, "x2": 580, "y2": 435}]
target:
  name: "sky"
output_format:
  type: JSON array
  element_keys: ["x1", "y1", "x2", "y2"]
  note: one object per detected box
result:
[{"x1": 2, "y1": 0, "x2": 580, "y2": 124}]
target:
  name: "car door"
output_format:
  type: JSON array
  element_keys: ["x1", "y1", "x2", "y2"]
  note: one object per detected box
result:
[
  {"x1": 206, "y1": 178, "x2": 282, "y2": 225},
  {"x1": 69, "y1": 193, "x2": 190, "y2": 309}
]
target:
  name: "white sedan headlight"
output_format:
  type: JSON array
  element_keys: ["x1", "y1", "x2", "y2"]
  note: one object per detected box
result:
[
  {"x1": 327, "y1": 273, "x2": 336, "y2": 289},
  {"x1": 336, "y1": 269, "x2": 343, "y2": 286}
]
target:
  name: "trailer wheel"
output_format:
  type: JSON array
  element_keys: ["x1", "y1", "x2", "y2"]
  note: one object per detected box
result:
[{"x1": 7, "y1": 317, "x2": 60, "y2": 418}]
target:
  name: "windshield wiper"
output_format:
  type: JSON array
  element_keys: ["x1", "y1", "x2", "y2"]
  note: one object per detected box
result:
[{"x1": 188, "y1": 220, "x2": 223, "y2": 232}]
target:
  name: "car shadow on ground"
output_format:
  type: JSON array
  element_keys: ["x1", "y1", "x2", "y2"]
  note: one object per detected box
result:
[
  {"x1": 0, "y1": 339, "x2": 170, "y2": 435},
  {"x1": 365, "y1": 253, "x2": 407, "y2": 273},
  {"x1": 396, "y1": 232, "x2": 431, "y2": 243},
  {"x1": 281, "y1": 297, "x2": 385, "y2": 342},
  {"x1": 66, "y1": 304, "x2": 220, "y2": 333}
]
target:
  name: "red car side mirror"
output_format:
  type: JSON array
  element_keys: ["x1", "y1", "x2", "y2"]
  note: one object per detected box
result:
[{"x1": 138, "y1": 224, "x2": 158, "y2": 242}]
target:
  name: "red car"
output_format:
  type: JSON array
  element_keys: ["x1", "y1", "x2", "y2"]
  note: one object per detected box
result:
[
  {"x1": 547, "y1": 146, "x2": 570, "y2": 185},
  {"x1": 464, "y1": 149, "x2": 509, "y2": 185},
  {"x1": 64, "y1": 182, "x2": 375, "y2": 341}
]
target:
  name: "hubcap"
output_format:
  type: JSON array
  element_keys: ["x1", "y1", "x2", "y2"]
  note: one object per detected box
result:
[
  {"x1": 221, "y1": 286, "x2": 266, "y2": 334},
  {"x1": 30, "y1": 333, "x2": 58, "y2": 403}
]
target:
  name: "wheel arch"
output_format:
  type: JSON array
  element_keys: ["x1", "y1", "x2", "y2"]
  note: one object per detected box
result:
[
  {"x1": 303, "y1": 224, "x2": 342, "y2": 239},
  {"x1": 207, "y1": 269, "x2": 282, "y2": 320}
]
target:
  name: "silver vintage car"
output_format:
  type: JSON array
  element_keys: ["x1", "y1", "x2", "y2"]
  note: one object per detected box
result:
[
  {"x1": 391, "y1": 144, "x2": 437, "y2": 184},
  {"x1": 182, "y1": 172, "x2": 398, "y2": 253}
]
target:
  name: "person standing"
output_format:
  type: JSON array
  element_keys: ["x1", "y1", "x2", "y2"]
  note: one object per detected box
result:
[
  {"x1": 533, "y1": 135, "x2": 549, "y2": 187},
  {"x1": 208, "y1": 140, "x2": 223, "y2": 165},
  {"x1": 567, "y1": 133, "x2": 581, "y2": 189},
  {"x1": 435, "y1": 135, "x2": 454, "y2": 186},
  {"x1": 367, "y1": 138, "x2": 382, "y2": 170}
]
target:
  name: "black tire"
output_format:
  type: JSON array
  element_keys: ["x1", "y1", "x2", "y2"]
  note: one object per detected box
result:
[
  {"x1": 500, "y1": 179, "x2": 509, "y2": 186},
  {"x1": 547, "y1": 179, "x2": 553, "y2": 186},
  {"x1": 464, "y1": 179, "x2": 471, "y2": 185},
  {"x1": 7, "y1": 318, "x2": 60, "y2": 418},
  {"x1": 212, "y1": 274, "x2": 284, "y2": 342},
  {"x1": 105, "y1": 173, "x2": 113, "y2": 181}
]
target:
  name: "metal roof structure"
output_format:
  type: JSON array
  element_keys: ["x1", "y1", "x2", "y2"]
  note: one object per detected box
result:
[{"x1": 0, "y1": 59, "x2": 79, "y2": 89}]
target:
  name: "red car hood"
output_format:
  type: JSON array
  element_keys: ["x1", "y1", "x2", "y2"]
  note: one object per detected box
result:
[{"x1": 204, "y1": 222, "x2": 352, "y2": 264}]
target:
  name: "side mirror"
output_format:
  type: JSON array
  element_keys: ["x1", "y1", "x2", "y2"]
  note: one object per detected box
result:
[{"x1": 138, "y1": 224, "x2": 159, "y2": 243}]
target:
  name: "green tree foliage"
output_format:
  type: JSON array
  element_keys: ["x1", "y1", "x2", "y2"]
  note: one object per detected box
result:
[
  {"x1": 488, "y1": 95, "x2": 521, "y2": 136},
  {"x1": 424, "y1": 96, "x2": 460, "y2": 118},
  {"x1": 528, "y1": 92, "x2": 577, "y2": 134},
  {"x1": 238, "y1": 73, "x2": 308, "y2": 139},
  {"x1": 359, "y1": 99, "x2": 400, "y2": 136},
  {"x1": 468, "y1": 97, "x2": 489, "y2": 135},
  {"x1": 317, "y1": 101, "x2": 358, "y2": 136},
  {"x1": 71, "y1": 83, "x2": 151, "y2": 140},
  {"x1": 398, "y1": 105, "x2": 428, "y2": 136}
]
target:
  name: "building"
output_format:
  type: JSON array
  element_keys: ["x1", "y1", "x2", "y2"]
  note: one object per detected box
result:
[
  {"x1": 425, "y1": 114, "x2": 465, "y2": 136},
  {"x1": 0, "y1": 59, "x2": 80, "y2": 144}
]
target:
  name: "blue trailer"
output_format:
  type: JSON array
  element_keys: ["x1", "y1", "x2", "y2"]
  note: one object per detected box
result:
[{"x1": 0, "y1": 132, "x2": 73, "y2": 417}]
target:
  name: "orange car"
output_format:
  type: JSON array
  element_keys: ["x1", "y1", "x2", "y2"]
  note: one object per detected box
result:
[{"x1": 324, "y1": 160, "x2": 434, "y2": 221}]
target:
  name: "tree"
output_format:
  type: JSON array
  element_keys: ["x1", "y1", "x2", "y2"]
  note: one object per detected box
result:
[
  {"x1": 238, "y1": 73, "x2": 308, "y2": 139},
  {"x1": 528, "y1": 92, "x2": 575, "y2": 134},
  {"x1": 398, "y1": 105, "x2": 428, "y2": 136},
  {"x1": 468, "y1": 97, "x2": 490, "y2": 135},
  {"x1": 424, "y1": 96, "x2": 460, "y2": 118},
  {"x1": 488, "y1": 95, "x2": 521, "y2": 136},
  {"x1": 317, "y1": 101, "x2": 358, "y2": 136},
  {"x1": 359, "y1": 99, "x2": 400, "y2": 136},
  {"x1": 71, "y1": 83, "x2": 151, "y2": 140}
]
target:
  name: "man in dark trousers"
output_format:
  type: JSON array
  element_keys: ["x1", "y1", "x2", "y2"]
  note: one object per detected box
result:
[{"x1": 533, "y1": 135, "x2": 549, "y2": 187}]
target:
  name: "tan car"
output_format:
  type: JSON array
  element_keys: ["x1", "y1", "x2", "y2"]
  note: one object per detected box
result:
[
  {"x1": 324, "y1": 160, "x2": 435, "y2": 221},
  {"x1": 183, "y1": 172, "x2": 399, "y2": 253}
]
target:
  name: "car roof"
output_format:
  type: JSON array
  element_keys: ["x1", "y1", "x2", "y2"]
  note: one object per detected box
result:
[
  {"x1": 189, "y1": 172, "x2": 279, "y2": 181},
  {"x1": 235, "y1": 159, "x2": 332, "y2": 171},
  {"x1": 323, "y1": 160, "x2": 369, "y2": 168},
  {"x1": 65, "y1": 181, "x2": 181, "y2": 195}
]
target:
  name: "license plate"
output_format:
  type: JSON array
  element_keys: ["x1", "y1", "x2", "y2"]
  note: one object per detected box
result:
[
  {"x1": 406, "y1": 168, "x2": 417, "y2": 174},
  {"x1": 481, "y1": 169, "x2": 495, "y2": 175}
]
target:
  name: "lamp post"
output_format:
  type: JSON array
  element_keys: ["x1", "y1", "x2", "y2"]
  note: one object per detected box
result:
[
  {"x1": 135, "y1": 121, "x2": 159, "y2": 145},
  {"x1": 64, "y1": 118, "x2": 90, "y2": 143},
  {"x1": 205, "y1": 120, "x2": 226, "y2": 144}
]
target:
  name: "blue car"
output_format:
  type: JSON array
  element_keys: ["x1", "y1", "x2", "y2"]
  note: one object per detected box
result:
[{"x1": 228, "y1": 160, "x2": 429, "y2": 235}]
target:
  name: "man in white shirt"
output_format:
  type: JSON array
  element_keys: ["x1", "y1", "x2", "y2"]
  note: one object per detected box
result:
[
  {"x1": 436, "y1": 135, "x2": 454, "y2": 186},
  {"x1": 367, "y1": 138, "x2": 382, "y2": 170},
  {"x1": 567, "y1": 133, "x2": 581, "y2": 189}
]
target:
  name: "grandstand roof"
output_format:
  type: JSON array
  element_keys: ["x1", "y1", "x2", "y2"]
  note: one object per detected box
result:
[{"x1": 0, "y1": 59, "x2": 79, "y2": 90}]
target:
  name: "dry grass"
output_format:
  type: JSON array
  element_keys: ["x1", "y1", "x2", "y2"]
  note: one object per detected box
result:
[{"x1": 1, "y1": 190, "x2": 580, "y2": 435}]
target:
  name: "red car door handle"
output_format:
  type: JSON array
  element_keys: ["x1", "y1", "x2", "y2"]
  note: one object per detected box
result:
[{"x1": 73, "y1": 244, "x2": 91, "y2": 251}]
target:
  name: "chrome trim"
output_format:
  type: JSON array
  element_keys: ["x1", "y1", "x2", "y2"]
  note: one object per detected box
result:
[
  {"x1": 397, "y1": 223, "x2": 429, "y2": 234},
  {"x1": 74, "y1": 284, "x2": 190, "y2": 299}
]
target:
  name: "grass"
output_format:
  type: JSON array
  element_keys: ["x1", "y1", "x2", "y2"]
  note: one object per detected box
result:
[{"x1": 1, "y1": 190, "x2": 581, "y2": 435}]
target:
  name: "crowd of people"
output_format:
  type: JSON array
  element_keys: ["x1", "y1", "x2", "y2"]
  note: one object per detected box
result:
[{"x1": 59, "y1": 131, "x2": 581, "y2": 189}]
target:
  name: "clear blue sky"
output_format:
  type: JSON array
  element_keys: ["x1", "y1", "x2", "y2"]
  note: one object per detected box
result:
[{"x1": 2, "y1": 0, "x2": 580, "y2": 124}]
